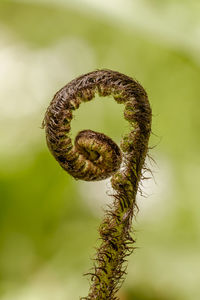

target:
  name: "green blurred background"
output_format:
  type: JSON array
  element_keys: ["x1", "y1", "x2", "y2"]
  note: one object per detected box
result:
[{"x1": 0, "y1": 0, "x2": 200, "y2": 299}]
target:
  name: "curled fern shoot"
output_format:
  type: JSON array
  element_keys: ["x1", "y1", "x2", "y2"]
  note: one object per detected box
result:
[{"x1": 43, "y1": 69, "x2": 152, "y2": 299}]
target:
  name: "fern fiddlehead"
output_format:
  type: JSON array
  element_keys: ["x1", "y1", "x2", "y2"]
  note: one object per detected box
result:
[{"x1": 43, "y1": 69, "x2": 152, "y2": 299}]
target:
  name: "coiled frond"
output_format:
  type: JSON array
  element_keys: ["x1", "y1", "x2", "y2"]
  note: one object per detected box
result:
[{"x1": 43, "y1": 69, "x2": 152, "y2": 299}]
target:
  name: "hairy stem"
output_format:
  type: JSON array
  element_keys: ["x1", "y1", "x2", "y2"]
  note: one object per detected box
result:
[{"x1": 43, "y1": 69, "x2": 152, "y2": 299}]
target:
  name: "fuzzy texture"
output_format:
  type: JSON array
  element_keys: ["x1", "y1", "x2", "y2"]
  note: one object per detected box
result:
[{"x1": 43, "y1": 69, "x2": 152, "y2": 299}]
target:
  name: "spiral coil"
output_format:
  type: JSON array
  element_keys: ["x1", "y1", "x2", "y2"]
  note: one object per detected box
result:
[{"x1": 44, "y1": 69, "x2": 152, "y2": 299}]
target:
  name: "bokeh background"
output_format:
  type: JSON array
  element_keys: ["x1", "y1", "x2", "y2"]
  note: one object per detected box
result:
[{"x1": 0, "y1": 0, "x2": 200, "y2": 299}]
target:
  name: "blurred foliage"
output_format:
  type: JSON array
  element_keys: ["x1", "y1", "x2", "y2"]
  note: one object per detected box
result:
[{"x1": 0, "y1": 0, "x2": 200, "y2": 299}]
